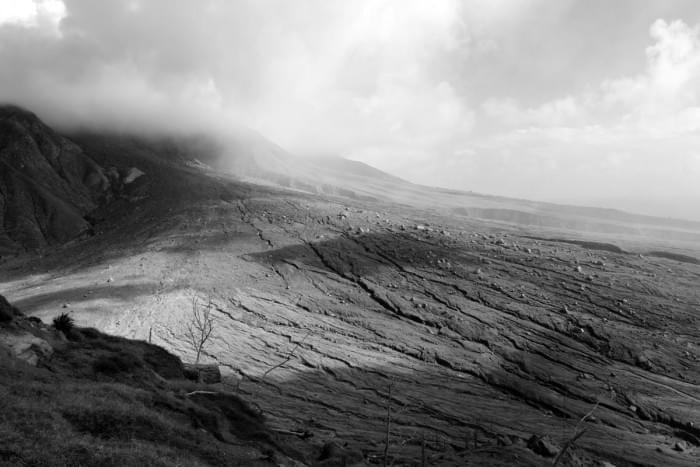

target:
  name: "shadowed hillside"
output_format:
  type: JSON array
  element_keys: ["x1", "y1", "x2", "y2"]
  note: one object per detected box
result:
[
  {"x1": 0, "y1": 294, "x2": 329, "y2": 466},
  {"x1": 0, "y1": 106, "x2": 110, "y2": 252},
  {"x1": 1, "y1": 108, "x2": 699, "y2": 466}
]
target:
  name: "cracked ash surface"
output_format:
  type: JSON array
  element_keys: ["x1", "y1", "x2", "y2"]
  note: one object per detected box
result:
[{"x1": 2, "y1": 138, "x2": 699, "y2": 466}]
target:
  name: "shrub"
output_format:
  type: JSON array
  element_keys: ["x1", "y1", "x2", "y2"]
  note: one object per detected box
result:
[{"x1": 53, "y1": 313, "x2": 75, "y2": 333}]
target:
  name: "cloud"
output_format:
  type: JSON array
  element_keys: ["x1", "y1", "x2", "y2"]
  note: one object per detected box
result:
[
  {"x1": 1, "y1": 1, "x2": 700, "y2": 219},
  {"x1": 0, "y1": 0, "x2": 474, "y2": 151},
  {"x1": 0, "y1": 0, "x2": 65, "y2": 29},
  {"x1": 460, "y1": 17, "x2": 700, "y2": 209},
  {"x1": 483, "y1": 19, "x2": 700, "y2": 135}
]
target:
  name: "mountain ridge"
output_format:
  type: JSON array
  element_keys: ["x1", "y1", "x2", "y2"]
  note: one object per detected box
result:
[{"x1": 3, "y1": 105, "x2": 700, "y2": 255}]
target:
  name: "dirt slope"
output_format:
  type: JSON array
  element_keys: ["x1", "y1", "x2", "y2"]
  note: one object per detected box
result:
[
  {"x1": 0, "y1": 112, "x2": 698, "y2": 465},
  {"x1": 1, "y1": 153, "x2": 698, "y2": 465}
]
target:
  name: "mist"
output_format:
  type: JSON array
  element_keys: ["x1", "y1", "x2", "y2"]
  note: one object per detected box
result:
[{"x1": 2, "y1": 0, "x2": 700, "y2": 220}]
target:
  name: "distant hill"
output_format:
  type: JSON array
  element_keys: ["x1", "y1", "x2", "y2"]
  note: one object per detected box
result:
[{"x1": 207, "y1": 130, "x2": 700, "y2": 243}]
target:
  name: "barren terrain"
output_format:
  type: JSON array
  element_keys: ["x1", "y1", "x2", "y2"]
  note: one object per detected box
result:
[{"x1": 2, "y1": 143, "x2": 699, "y2": 466}]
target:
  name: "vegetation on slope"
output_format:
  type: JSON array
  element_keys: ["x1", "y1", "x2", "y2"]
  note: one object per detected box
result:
[{"x1": 0, "y1": 297, "x2": 307, "y2": 467}]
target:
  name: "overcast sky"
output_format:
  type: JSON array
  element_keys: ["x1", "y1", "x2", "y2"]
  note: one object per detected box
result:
[{"x1": 2, "y1": 0, "x2": 700, "y2": 219}]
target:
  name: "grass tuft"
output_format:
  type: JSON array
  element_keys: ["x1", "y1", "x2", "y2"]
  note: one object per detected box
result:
[{"x1": 53, "y1": 312, "x2": 75, "y2": 334}]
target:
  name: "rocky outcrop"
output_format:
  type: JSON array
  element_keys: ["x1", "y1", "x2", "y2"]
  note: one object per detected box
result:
[
  {"x1": 0, "y1": 331, "x2": 53, "y2": 366},
  {"x1": 0, "y1": 105, "x2": 110, "y2": 251},
  {"x1": 0, "y1": 293, "x2": 56, "y2": 365}
]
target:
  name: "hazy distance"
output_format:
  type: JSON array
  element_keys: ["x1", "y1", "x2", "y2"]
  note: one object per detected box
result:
[{"x1": 1, "y1": 0, "x2": 700, "y2": 221}]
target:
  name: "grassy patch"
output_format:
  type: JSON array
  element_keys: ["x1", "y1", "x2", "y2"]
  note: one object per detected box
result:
[{"x1": 0, "y1": 324, "x2": 294, "y2": 466}]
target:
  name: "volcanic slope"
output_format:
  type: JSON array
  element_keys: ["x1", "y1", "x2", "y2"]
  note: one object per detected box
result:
[
  {"x1": 209, "y1": 125, "x2": 700, "y2": 246},
  {"x1": 1, "y1": 125, "x2": 699, "y2": 466},
  {"x1": 0, "y1": 106, "x2": 112, "y2": 252}
]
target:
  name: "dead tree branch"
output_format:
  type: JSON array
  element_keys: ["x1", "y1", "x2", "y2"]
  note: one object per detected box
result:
[
  {"x1": 261, "y1": 331, "x2": 311, "y2": 381},
  {"x1": 552, "y1": 400, "x2": 600, "y2": 467},
  {"x1": 185, "y1": 295, "x2": 215, "y2": 364}
]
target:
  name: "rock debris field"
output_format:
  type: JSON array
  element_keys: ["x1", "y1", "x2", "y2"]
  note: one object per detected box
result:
[{"x1": 2, "y1": 183, "x2": 699, "y2": 467}]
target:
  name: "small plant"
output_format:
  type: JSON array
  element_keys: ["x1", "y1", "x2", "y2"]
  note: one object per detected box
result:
[
  {"x1": 185, "y1": 296, "x2": 215, "y2": 364},
  {"x1": 53, "y1": 312, "x2": 75, "y2": 333}
]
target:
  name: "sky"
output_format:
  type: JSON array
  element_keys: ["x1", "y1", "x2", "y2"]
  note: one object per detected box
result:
[{"x1": 1, "y1": 0, "x2": 700, "y2": 220}]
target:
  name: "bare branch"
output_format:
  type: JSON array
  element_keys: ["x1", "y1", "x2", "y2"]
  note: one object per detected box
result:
[
  {"x1": 261, "y1": 331, "x2": 311, "y2": 380},
  {"x1": 184, "y1": 295, "x2": 216, "y2": 364},
  {"x1": 552, "y1": 400, "x2": 600, "y2": 467}
]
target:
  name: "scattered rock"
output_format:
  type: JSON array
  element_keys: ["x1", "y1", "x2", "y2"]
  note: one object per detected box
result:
[
  {"x1": 527, "y1": 435, "x2": 559, "y2": 457},
  {"x1": 673, "y1": 441, "x2": 687, "y2": 452},
  {"x1": 635, "y1": 353, "x2": 654, "y2": 371},
  {"x1": 123, "y1": 167, "x2": 145, "y2": 184}
]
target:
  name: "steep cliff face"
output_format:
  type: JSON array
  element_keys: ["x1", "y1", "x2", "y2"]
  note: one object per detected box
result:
[{"x1": 0, "y1": 106, "x2": 110, "y2": 252}]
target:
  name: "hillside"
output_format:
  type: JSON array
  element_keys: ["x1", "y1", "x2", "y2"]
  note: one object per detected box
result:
[
  {"x1": 3, "y1": 104, "x2": 700, "y2": 256},
  {"x1": 0, "y1": 108, "x2": 699, "y2": 466},
  {"x1": 0, "y1": 294, "x2": 335, "y2": 466},
  {"x1": 0, "y1": 106, "x2": 112, "y2": 252}
]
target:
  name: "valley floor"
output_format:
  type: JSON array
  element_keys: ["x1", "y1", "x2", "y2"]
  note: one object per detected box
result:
[{"x1": 1, "y1": 181, "x2": 699, "y2": 466}]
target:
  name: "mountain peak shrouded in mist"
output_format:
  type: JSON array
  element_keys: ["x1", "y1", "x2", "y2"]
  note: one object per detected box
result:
[
  {"x1": 0, "y1": 104, "x2": 36, "y2": 118},
  {"x1": 2, "y1": 1, "x2": 700, "y2": 221},
  {"x1": 3, "y1": 104, "x2": 700, "y2": 256}
]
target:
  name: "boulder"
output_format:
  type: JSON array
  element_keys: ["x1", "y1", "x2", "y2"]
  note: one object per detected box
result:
[
  {"x1": 674, "y1": 441, "x2": 688, "y2": 452},
  {"x1": 527, "y1": 434, "x2": 559, "y2": 457},
  {"x1": 0, "y1": 332, "x2": 53, "y2": 366},
  {"x1": 123, "y1": 167, "x2": 145, "y2": 184},
  {"x1": 183, "y1": 363, "x2": 222, "y2": 383}
]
